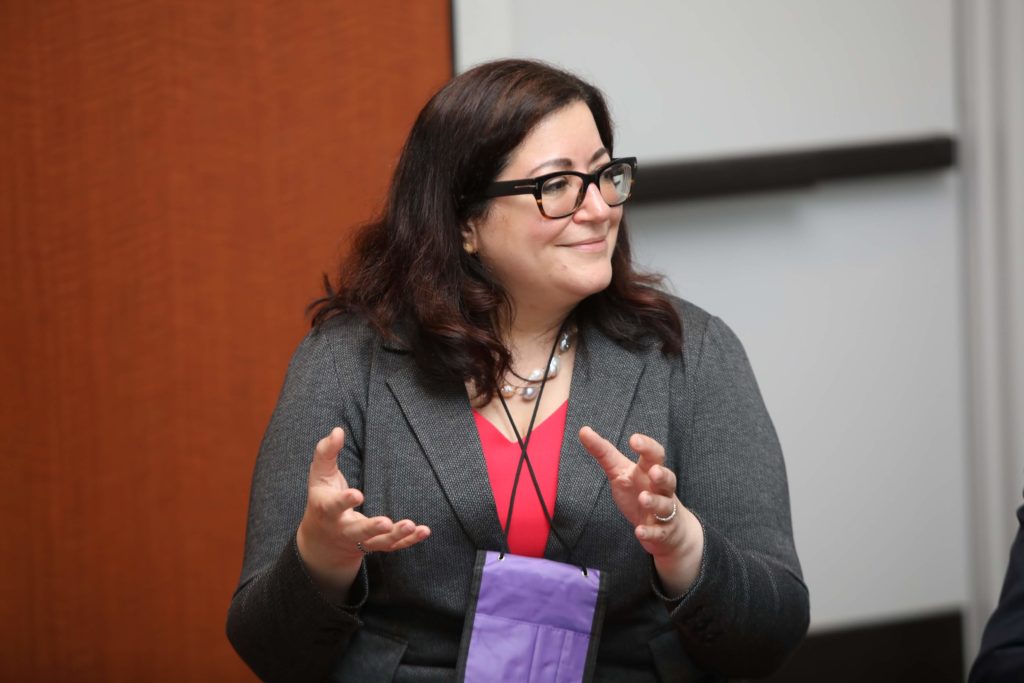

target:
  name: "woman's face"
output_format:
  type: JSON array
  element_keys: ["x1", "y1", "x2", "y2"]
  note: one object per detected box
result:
[{"x1": 463, "y1": 101, "x2": 622, "y2": 321}]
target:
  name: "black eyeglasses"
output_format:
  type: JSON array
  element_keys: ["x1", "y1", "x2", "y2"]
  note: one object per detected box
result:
[{"x1": 483, "y1": 157, "x2": 637, "y2": 219}]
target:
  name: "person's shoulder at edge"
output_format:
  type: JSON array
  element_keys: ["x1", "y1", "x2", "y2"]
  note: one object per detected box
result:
[
  {"x1": 277, "y1": 312, "x2": 391, "y2": 405},
  {"x1": 663, "y1": 293, "x2": 752, "y2": 363},
  {"x1": 629, "y1": 292, "x2": 717, "y2": 367},
  {"x1": 664, "y1": 293, "x2": 713, "y2": 336},
  {"x1": 301, "y1": 310, "x2": 396, "y2": 360}
]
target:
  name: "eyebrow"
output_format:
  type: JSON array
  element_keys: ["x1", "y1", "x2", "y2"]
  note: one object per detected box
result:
[{"x1": 526, "y1": 148, "x2": 609, "y2": 177}]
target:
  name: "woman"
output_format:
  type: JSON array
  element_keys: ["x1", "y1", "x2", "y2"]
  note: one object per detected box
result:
[{"x1": 227, "y1": 59, "x2": 809, "y2": 681}]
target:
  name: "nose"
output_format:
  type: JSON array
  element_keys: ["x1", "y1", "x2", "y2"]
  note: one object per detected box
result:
[{"x1": 572, "y1": 182, "x2": 612, "y2": 223}]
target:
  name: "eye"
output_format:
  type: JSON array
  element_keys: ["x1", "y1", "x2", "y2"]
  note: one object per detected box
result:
[
  {"x1": 601, "y1": 164, "x2": 620, "y2": 182},
  {"x1": 601, "y1": 163, "x2": 631, "y2": 191},
  {"x1": 541, "y1": 176, "x2": 572, "y2": 196}
]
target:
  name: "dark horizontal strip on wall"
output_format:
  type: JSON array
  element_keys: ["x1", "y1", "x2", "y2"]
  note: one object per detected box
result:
[
  {"x1": 631, "y1": 135, "x2": 956, "y2": 203},
  {"x1": 765, "y1": 610, "x2": 963, "y2": 683}
]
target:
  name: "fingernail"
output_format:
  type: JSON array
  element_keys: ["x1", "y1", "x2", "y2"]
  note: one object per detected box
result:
[
  {"x1": 634, "y1": 435, "x2": 645, "y2": 448},
  {"x1": 637, "y1": 527, "x2": 648, "y2": 540}
]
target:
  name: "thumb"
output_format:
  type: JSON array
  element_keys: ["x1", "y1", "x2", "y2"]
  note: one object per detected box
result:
[{"x1": 309, "y1": 427, "x2": 347, "y2": 485}]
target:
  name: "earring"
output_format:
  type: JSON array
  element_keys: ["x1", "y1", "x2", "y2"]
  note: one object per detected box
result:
[{"x1": 464, "y1": 242, "x2": 476, "y2": 255}]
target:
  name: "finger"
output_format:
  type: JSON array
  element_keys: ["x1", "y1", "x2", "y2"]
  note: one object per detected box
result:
[
  {"x1": 579, "y1": 426, "x2": 629, "y2": 477},
  {"x1": 367, "y1": 522, "x2": 432, "y2": 553},
  {"x1": 385, "y1": 528, "x2": 432, "y2": 552},
  {"x1": 629, "y1": 434, "x2": 677, "y2": 496},
  {"x1": 639, "y1": 491, "x2": 677, "y2": 520},
  {"x1": 645, "y1": 463, "x2": 677, "y2": 497},
  {"x1": 635, "y1": 523, "x2": 673, "y2": 544},
  {"x1": 389, "y1": 525, "x2": 431, "y2": 551},
  {"x1": 309, "y1": 428, "x2": 347, "y2": 484},
  {"x1": 349, "y1": 515, "x2": 394, "y2": 543},
  {"x1": 307, "y1": 484, "x2": 364, "y2": 520},
  {"x1": 629, "y1": 433, "x2": 666, "y2": 473}
]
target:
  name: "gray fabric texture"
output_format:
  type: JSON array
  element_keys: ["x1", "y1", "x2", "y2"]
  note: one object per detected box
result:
[{"x1": 226, "y1": 298, "x2": 809, "y2": 681}]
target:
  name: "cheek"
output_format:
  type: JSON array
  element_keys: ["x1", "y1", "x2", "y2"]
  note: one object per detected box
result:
[
  {"x1": 610, "y1": 207, "x2": 624, "y2": 230},
  {"x1": 608, "y1": 217, "x2": 622, "y2": 251},
  {"x1": 478, "y1": 219, "x2": 554, "y2": 278}
]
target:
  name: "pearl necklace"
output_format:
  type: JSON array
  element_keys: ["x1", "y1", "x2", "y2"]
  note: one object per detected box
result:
[{"x1": 499, "y1": 329, "x2": 573, "y2": 401}]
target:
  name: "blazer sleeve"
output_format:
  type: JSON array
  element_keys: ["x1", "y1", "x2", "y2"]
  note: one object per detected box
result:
[
  {"x1": 226, "y1": 323, "x2": 372, "y2": 682},
  {"x1": 661, "y1": 314, "x2": 810, "y2": 677},
  {"x1": 969, "y1": 503, "x2": 1024, "y2": 682}
]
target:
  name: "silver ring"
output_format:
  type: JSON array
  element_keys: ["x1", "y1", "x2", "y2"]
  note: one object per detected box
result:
[
  {"x1": 653, "y1": 501, "x2": 678, "y2": 524},
  {"x1": 355, "y1": 541, "x2": 372, "y2": 555}
]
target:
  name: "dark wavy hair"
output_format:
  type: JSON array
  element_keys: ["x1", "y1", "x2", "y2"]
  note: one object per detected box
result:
[{"x1": 310, "y1": 59, "x2": 681, "y2": 397}]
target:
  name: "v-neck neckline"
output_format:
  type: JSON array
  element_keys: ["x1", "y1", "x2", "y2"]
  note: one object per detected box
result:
[{"x1": 473, "y1": 399, "x2": 570, "y2": 445}]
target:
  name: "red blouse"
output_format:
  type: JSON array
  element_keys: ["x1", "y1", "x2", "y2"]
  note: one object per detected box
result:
[{"x1": 473, "y1": 401, "x2": 568, "y2": 558}]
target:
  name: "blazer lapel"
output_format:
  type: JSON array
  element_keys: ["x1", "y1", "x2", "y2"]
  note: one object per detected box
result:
[
  {"x1": 546, "y1": 324, "x2": 647, "y2": 560},
  {"x1": 384, "y1": 352, "x2": 505, "y2": 552}
]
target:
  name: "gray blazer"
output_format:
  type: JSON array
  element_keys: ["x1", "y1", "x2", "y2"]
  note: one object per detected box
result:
[{"x1": 227, "y1": 298, "x2": 809, "y2": 682}]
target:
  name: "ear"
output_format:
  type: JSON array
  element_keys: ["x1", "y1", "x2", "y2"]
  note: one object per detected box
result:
[{"x1": 462, "y1": 222, "x2": 479, "y2": 255}]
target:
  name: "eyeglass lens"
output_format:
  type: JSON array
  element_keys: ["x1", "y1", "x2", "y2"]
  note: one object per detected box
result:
[{"x1": 540, "y1": 161, "x2": 634, "y2": 218}]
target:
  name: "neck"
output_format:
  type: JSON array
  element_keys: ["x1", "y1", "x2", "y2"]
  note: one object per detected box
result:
[{"x1": 501, "y1": 303, "x2": 573, "y2": 353}]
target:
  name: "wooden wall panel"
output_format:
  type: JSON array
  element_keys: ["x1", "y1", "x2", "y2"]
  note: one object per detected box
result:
[{"x1": 0, "y1": 2, "x2": 451, "y2": 680}]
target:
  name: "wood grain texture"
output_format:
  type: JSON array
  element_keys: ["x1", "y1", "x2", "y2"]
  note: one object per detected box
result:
[{"x1": 0, "y1": 2, "x2": 451, "y2": 680}]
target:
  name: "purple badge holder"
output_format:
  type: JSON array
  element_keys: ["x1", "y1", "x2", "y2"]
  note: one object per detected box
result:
[
  {"x1": 456, "y1": 550, "x2": 607, "y2": 683},
  {"x1": 456, "y1": 326, "x2": 606, "y2": 681}
]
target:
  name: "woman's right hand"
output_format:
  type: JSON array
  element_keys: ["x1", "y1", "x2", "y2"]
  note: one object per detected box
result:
[{"x1": 296, "y1": 427, "x2": 431, "y2": 601}]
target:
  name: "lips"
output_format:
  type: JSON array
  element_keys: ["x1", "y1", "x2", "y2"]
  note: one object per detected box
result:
[{"x1": 561, "y1": 237, "x2": 608, "y2": 252}]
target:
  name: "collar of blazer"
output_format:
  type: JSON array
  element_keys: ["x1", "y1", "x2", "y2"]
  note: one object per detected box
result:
[{"x1": 382, "y1": 320, "x2": 648, "y2": 560}]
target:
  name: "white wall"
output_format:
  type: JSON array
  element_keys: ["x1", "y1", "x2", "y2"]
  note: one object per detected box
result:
[
  {"x1": 454, "y1": 0, "x2": 974, "y2": 634},
  {"x1": 958, "y1": 0, "x2": 1024, "y2": 649},
  {"x1": 455, "y1": 0, "x2": 954, "y2": 158},
  {"x1": 629, "y1": 173, "x2": 967, "y2": 631}
]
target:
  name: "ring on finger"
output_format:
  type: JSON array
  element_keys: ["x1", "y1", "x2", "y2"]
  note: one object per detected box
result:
[
  {"x1": 355, "y1": 541, "x2": 372, "y2": 555},
  {"x1": 653, "y1": 500, "x2": 678, "y2": 524}
]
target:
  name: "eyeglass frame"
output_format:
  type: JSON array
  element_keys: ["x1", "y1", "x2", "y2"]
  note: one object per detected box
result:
[{"x1": 482, "y1": 157, "x2": 637, "y2": 219}]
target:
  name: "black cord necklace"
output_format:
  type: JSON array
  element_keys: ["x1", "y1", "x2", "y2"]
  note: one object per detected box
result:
[
  {"x1": 495, "y1": 322, "x2": 580, "y2": 571},
  {"x1": 501, "y1": 328, "x2": 573, "y2": 400}
]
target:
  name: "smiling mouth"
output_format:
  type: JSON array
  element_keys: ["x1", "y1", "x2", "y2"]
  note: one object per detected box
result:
[{"x1": 561, "y1": 237, "x2": 607, "y2": 252}]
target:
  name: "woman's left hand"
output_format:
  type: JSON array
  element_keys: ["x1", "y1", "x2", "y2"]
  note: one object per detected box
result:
[{"x1": 579, "y1": 426, "x2": 704, "y2": 596}]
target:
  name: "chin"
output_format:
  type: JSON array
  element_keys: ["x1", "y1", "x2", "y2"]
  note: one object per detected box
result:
[{"x1": 565, "y1": 268, "x2": 614, "y2": 302}]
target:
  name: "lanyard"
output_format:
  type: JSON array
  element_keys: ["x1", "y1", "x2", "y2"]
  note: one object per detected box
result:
[{"x1": 494, "y1": 322, "x2": 578, "y2": 569}]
